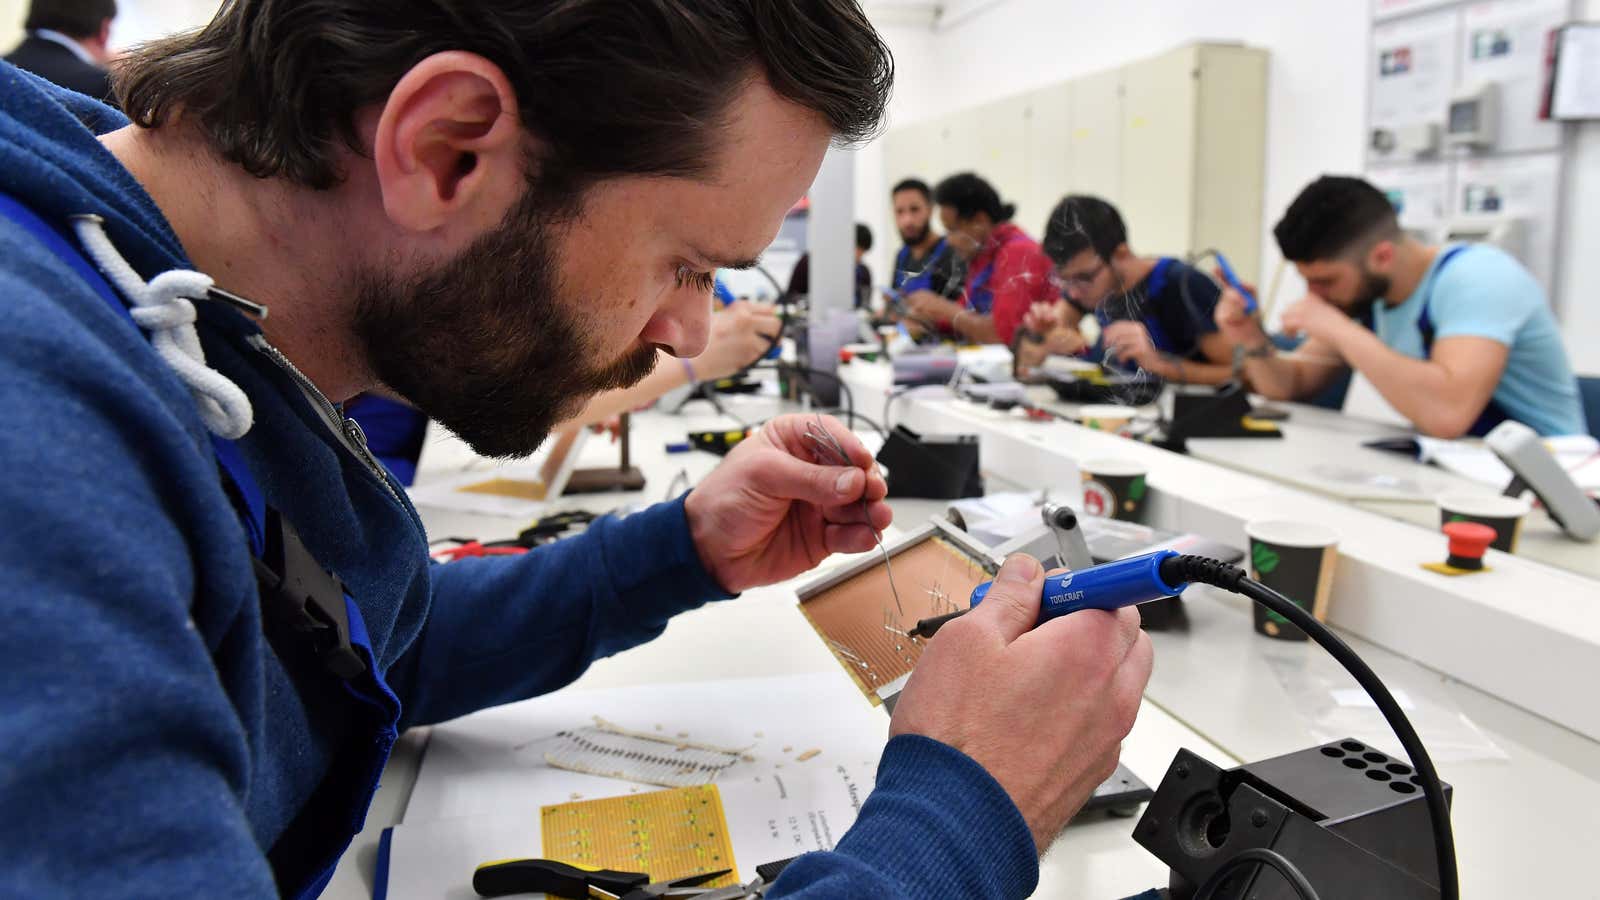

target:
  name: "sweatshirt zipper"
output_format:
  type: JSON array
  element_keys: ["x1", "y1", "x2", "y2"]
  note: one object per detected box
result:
[{"x1": 248, "y1": 335, "x2": 400, "y2": 502}]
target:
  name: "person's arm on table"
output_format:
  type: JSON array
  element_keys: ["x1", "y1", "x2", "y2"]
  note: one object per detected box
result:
[
  {"x1": 770, "y1": 555, "x2": 1153, "y2": 897},
  {"x1": 388, "y1": 413, "x2": 892, "y2": 728},
  {"x1": 1102, "y1": 321, "x2": 1234, "y2": 386},
  {"x1": 1286, "y1": 295, "x2": 1506, "y2": 439},
  {"x1": 1214, "y1": 284, "x2": 1345, "y2": 400},
  {"x1": 567, "y1": 301, "x2": 781, "y2": 428}
]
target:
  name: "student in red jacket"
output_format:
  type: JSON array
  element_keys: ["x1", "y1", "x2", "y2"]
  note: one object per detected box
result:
[{"x1": 903, "y1": 172, "x2": 1058, "y2": 344}]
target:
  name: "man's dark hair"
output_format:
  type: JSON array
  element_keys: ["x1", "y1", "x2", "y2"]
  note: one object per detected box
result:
[
  {"x1": 933, "y1": 173, "x2": 1014, "y2": 223},
  {"x1": 1042, "y1": 195, "x2": 1126, "y2": 265},
  {"x1": 855, "y1": 223, "x2": 873, "y2": 252},
  {"x1": 25, "y1": 0, "x2": 116, "y2": 38},
  {"x1": 891, "y1": 177, "x2": 930, "y2": 201},
  {"x1": 115, "y1": 0, "x2": 893, "y2": 194},
  {"x1": 1275, "y1": 176, "x2": 1402, "y2": 263}
]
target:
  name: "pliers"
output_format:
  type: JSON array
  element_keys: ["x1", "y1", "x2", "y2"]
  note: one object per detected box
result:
[{"x1": 472, "y1": 858, "x2": 730, "y2": 899}]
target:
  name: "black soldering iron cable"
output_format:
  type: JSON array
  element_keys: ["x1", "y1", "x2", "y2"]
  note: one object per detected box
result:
[
  {"x1": 1160, "y1": 555, "x2": 1459, "y2": 900},
  {"x1": 1192, "y1": 847, "x2": 1320, "y2": 900}
]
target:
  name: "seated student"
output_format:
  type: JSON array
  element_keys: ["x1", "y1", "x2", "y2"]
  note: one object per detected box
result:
[
  {"x1": 1218, "y1": 176, "x2": 1587, "y2": 438},
  {"x1": 889, "y1": 177, "x2": 948, "y2": 291},
  {"x1": 1022, "y1": 195, "x2": 1235, "y2": 384},
  {"x1": 786, "y1": 223, "x2": 874, "y2": 308},
  {"x1": 903, "y1": 173, "x2": 1057, "y2": 344}
]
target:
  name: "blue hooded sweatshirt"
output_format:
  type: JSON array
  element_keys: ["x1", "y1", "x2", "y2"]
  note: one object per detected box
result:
[{"x1": 0, "y1": 66, "x2": 1037, "y2": 899}]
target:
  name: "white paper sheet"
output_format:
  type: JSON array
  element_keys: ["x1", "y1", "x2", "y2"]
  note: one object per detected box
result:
[
  {"x1": 376, "y1": 760, "x2": 875, "y2": 900},
  {"x1": 1417, "y1": 433, "x2": 1600, "y2": 489},
  {"x1": 1459, "y1": 0, "x2": 1572, "y2": 154},
  {"x1": 1552, "y1": 24, "x2": 1600, "y2": 118},
  {"x1": 404, "y1": 674, "x2": 891, "y2": 825},
  {"x1": 1369, "y1": 7, "x2": 1462, "y2": 162}
]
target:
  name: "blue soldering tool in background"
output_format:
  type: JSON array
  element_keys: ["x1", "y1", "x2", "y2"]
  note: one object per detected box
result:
[
  {"x1": 908, "y1": 550, "x2": 1189, "y2": 638},
  {"x1": 1212, "y1": 251, "x2": 1258, "y2": 315}
]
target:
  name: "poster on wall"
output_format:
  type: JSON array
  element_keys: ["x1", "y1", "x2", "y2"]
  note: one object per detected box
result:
[
  {"x1": 1373, "y1": 0, "x2": 1461, "y2": 22},
  {"x1": 1458, "y1": 0, "x2": 1573, "y2": 154},
  {"x1": 1452, "y1": 152, "x2": 1561, "y2": 291},
  {"x1": 1369, "y1": 8, "x2": 1462, "y2": 165},
  {"x1": 1368, "y1": 163, "x2": 1454, "y2": 236}
]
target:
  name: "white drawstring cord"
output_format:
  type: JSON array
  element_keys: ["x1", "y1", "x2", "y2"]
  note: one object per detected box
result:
[{"x1": 70, "y1": 215, "x2": 254, "y2": 440}]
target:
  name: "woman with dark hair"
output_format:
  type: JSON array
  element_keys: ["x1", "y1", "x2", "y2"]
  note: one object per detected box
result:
[{"x1": 901, "y1": 172, "x2": 1058, "y2": 344}]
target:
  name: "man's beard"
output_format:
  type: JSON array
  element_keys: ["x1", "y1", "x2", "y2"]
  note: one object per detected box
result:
[
  {"x1": 899, "y1": 222, "x2": 930, "y2": 246},
  {"x1": 1344, "y1": 271, "x2": 1392, "y2": 319},
  {"x1": 352, "y1": 188, "x2": 660, "y2": 459}
]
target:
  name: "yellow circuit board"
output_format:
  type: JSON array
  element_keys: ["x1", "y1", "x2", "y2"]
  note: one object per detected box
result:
[{"x1": 540, "y1": 785, "x2": 740, "y2": 889}]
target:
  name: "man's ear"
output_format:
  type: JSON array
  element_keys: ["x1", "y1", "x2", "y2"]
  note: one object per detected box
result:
[
  {"x1": 371, "y1": 52, "x2": 522, "y2": 233},
  {"x1": 1367, "y1": 239, "x2": 1397, "y2": 273}
]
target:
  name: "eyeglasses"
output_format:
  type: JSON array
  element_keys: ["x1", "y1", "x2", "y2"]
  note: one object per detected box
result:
[{"x1": 1051, "y1": 260, "x2": 1106, "y2": 290}]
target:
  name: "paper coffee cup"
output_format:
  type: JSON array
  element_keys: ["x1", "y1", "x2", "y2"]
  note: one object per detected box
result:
[
  {"x1": 1437, "y1": 492, "x2": 1530, "y2": 554},
  {"x1": 1079, "y1": 404, "x2": 1137, "y2": 433},
  {"x1": 1245, "y1": 520, "x2": 1339, "y2": 642},
  {"x1": 1081, "y1": 458, "x2": 1149, "y2": 522}
]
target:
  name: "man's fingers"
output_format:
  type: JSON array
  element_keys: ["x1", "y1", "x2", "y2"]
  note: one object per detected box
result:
[
  {"x1": 782, "y1": 414, "x2": 875, "y2": 471},
  {"x1": 1022, "y1": 604, "x2": 1144, "y2": 679},
  {"x1": 745, "y1": 451, "x2": 867, "y2": 507},
  {"x1": 824, "y1": 523, "x2": 881, "y2": 554},
  {"x1": 821, "y1": 497, "x2": 893, "y2": 532},
  {"x1": 1108, "y1": 629, "x2": 1154, "y2": 738},
  {"x1": 965, "y1": 554, "x2": 1045, "y2": 643}
]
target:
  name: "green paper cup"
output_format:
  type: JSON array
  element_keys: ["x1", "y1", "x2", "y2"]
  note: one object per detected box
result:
[
  {"x1": 1245, "y1": 520, "x2": 1339, "y2": 642},
  {"x1": 1079, "y1": 404, "x2": 1138, "y2": 433},
  {"x1": 1437, "y1": 492, "x2": 1530, "y2": 554},
  {"x1": 1081, "y1": 459, "x2": 1149, "y2": 522}
]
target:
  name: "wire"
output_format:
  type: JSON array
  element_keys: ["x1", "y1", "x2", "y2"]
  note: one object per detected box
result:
[
  {"x1": 1162, "y1": 555, "x2": 1459, "y2": 900},
  {"x1": 1192, "y1": 847, "x2": 1321, "y2": 900},
  {"x1": 782, "y1": 363, "x2": 890, "y2": 438}
]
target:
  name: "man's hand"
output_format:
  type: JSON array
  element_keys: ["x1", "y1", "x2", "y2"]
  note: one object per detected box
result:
[
  {"x1": 906, "y1": 289, "x2": 964, "y2": 326},
  {"x1": 1102, "y1": 320, "x2": 1162, "y2": 373},
  {"x1": 691, "y1": 301, "x2": 782, "y2": 383},
  {"x1": 1022, "y1": 301, "x2": 1063, "y2": 336},
  {"x1": 1280, "y1": 294, "x2": 1358, "y2": 346},
  {"x1": 890, "y1": 555, "x2": 1153, "y2": 849},
  {"x1": 1214, "y1": 284, "x2": 1267, "y2": 347},
  {"x1": 683, "y1": 414, "x2": 891, "y2": 593},
  {"x1": 1013, "y1": 332, "x2": 1049, "y2": 373}
]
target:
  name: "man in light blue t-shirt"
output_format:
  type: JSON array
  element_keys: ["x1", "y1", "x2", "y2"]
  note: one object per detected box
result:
[{"x1": 1216, "y1": 175, "x2": 1585, "y2": 438}]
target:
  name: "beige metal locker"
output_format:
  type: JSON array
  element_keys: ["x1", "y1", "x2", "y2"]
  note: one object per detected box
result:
[
  {"x1": 1120, "y1": 47, "x2": 1200, "y2": 264},
  {"x1": 1068, "y1": 68, "x2": 1125, "y2": 210},
  {"x1": 1022, "y1": 82, "x2": 1076, "y2": 239},
  {"x1": 879, "y1": 42, "x2": 1268, "y2": 282}
]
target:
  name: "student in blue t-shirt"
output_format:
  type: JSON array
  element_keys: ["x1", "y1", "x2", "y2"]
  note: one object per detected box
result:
[
  {"x1": 1022, "y1": 195, "x2": 1237, "y2": 384},
  {"x1": 1219, "y1": 176, "x2": 1586, "y2": 438}
]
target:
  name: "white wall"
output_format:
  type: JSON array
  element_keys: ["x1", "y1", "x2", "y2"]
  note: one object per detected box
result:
[
  {"x1": 862, "y1": 0, "x2": 1371, "y2": 310},
  {"x1": 1559, "y1": 0, "x2": 1600, "y2": 375},
  {"x1": 853, "y1": 22, "x2": 944, "y2": 290},
  {"x1": 109, "y1": 0, "x2": 219, "y2": 49},
  {"x1": 1, "y1": 0, "x2": 26, "y2": 50}
]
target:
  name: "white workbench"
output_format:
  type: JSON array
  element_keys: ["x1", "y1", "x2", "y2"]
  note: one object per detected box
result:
[
  {"x1": 324, "y1": 392, "x2": 1233, "y2": 900},
  {"x1": 326, "y1": 376, "x2": 1600, "y2": 899},
  {"x1": 1184, "y1": 401, "x2": 1599, "y2": 580}
]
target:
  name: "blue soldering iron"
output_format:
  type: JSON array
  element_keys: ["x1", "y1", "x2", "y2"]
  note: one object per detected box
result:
[
  {"x1": 909, "y1": 550, "x2": 1189, "y2": 639},
  {"x1": 1213, "y1": 252, "x2": 1258, "y2": 315}
]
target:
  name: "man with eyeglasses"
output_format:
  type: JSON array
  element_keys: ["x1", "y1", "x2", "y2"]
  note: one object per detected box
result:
[{"x1": 1020, "y1": 195, "x2": 1235, "y2": 384}]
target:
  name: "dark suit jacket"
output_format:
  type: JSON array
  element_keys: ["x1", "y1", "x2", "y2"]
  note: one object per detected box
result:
[{"x1": 4, "y1": 35, "x2": 115, "y2": 107}]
